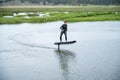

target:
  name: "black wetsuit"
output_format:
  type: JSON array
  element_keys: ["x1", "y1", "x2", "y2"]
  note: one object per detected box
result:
[{"x1": 60, "y1": 24, "x2": 67, "y2": 41}]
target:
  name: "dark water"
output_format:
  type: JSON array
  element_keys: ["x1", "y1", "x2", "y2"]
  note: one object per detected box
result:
[{"x1": 0, "y1": 21, "x2": 120, "y2": 80}]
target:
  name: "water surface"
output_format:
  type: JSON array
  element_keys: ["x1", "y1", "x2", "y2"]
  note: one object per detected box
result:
[{"x1": 0, "y1": 21, "x2": 120, "y2": 80}]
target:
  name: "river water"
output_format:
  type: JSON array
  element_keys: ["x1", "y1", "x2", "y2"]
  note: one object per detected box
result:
[{"x1": 0, "y1": 21, "x2": 120, "y2": 80}]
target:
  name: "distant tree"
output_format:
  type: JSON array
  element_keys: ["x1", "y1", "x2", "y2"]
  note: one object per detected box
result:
[
  {"x1": 116, "y1": 0, "x2": 120, "y2": 5},
  {"x1": 0, "y1": 0, "x2": 120, "y2": 5}
]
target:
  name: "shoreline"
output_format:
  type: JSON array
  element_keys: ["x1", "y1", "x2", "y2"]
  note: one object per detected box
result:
[
  {"x1": 0, "y1": 21, "x2": 120, "y2": 25},
  {"x1": 0, "y1": 6, "x2": 120, "y2": 24}
]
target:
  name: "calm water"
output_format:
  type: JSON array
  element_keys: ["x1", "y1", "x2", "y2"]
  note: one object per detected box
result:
[{"x1": 0, "y1": 21, "x2": 120, "y2": 80}]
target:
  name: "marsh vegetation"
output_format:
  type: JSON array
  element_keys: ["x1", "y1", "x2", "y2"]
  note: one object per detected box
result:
[{"x1": 0, "y1": 6, "x2": 120, "y2": 24}]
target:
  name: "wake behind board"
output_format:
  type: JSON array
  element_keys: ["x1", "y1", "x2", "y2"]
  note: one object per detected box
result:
[{"x1": 54, "y1": 40, "x2": 76, "y2": 45}]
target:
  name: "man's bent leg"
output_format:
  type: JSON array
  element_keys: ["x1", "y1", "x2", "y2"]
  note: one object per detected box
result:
[
  {"x1": 60, "y1": 31, "x2": 64, "y2": 42},
  {"x1": 64, "y1": 32, "x2": 67, "y2": 41}
]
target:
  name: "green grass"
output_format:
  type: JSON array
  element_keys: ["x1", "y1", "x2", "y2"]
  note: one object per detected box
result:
[
  {"x1": 0, "y1": 6, "x2": 120, "y2": 12},
  {"x1": 0, "y1": 6, "x2": 120, "y2": 24},
  {"x1": 66, "y1": 14, "x2": 120, "y2": 22}
]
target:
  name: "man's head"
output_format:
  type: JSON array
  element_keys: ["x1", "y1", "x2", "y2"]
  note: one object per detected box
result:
[{"x1": 64, "y1": 21, "x2": 67, "y2": 24}]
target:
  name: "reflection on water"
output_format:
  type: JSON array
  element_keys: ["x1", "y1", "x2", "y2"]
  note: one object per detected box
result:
[{"x1": 55, "y1": 50, "x2": 75, "y2": 80}]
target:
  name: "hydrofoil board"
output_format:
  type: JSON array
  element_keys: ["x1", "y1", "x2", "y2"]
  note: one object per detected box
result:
[{"x1": 54, "y1": 41, "x2": 76, "y2": 45}]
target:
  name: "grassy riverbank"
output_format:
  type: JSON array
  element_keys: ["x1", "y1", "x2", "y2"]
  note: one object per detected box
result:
[{"x1": 0, "y1": 6, "x2": 120, "y2": 24}]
